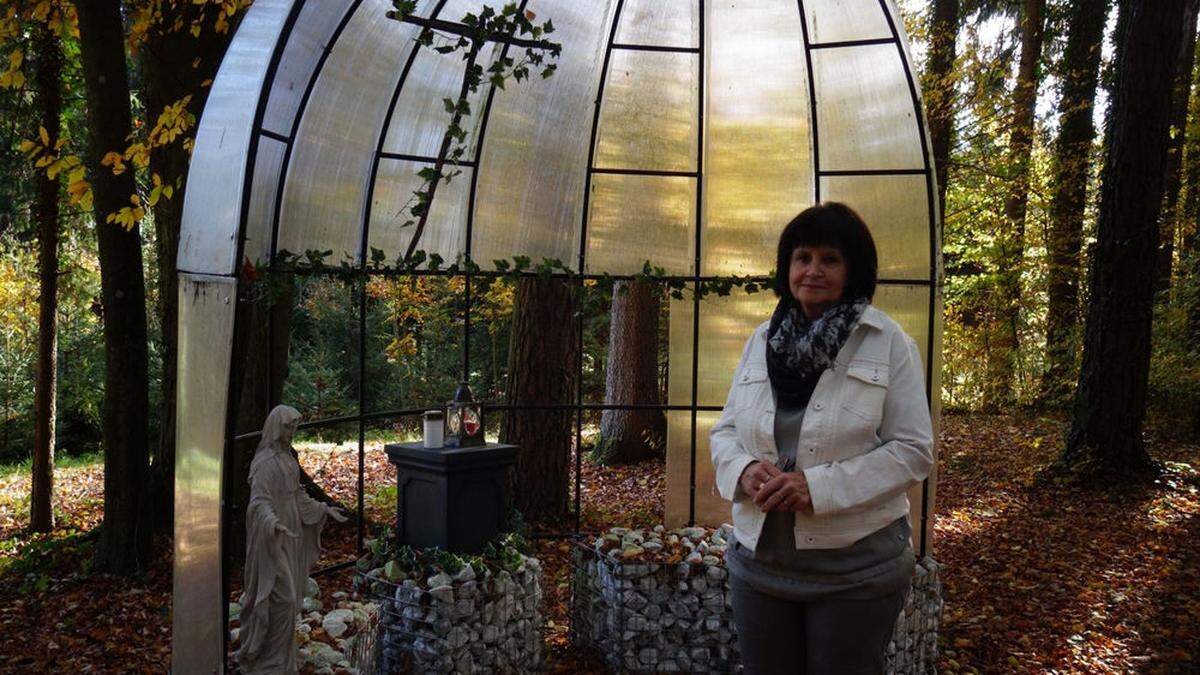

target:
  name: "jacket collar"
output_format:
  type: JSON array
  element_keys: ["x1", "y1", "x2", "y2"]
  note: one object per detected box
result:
[{"x1": 858, "y1": 305, "x2": 885, "y2": 331}]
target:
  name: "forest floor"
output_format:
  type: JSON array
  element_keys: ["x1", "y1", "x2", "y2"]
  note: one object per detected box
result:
[{"x1": 0, "y1": 410, "x2": 1197, "y2": 673}]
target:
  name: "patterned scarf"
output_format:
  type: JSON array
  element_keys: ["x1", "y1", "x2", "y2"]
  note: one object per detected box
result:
[{"x1": 766, "y1": 295, "x2": 869, "y2": 408}]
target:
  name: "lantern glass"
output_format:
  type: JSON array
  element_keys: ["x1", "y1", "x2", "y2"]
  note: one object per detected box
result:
[{"x1": 462, "y1": 405, "x2": 480, "y2": 437}]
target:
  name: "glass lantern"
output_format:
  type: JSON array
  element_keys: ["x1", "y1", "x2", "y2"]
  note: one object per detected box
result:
[{"x1": 445, "y1": 381, "x2": 484, "y2": 448}]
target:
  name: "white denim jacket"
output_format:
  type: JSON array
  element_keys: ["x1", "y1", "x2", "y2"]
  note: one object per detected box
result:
[{"x1": 709, "y1": 305, "x2": 934, "y2": 551}]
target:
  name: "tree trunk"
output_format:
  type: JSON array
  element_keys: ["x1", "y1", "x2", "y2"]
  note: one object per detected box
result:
[
  {"x1": 75, "y1": 0, "x2": 152, "y2": 573},
  {"x1": 31, "y1": 25, "x2": 62, "y2": 534},
  {"x1": 501, "y1": 277, "x2": 578, "y2": 523},
  {"x1": 1063, "y1": 0, "x2": 1192, "y2": 476},
  {"x1": 1156, "y1": 0, "x2": 1200, "y2": 290},
  {"x1": 141, "y1": 1, "x2": 237, "y2": 537},
  {"x1": 925, "y1": 0, "x2": 960, "y2": 233},
  {"x1": 597, "y1": 281, "x2": 664, "y2": 464},
  {"x1": 1042, "y1": 0, "x2": 1109, "y2": 405},
  {"x1": 985, "y1": 0, "x2": 1045, "y2": 409}
]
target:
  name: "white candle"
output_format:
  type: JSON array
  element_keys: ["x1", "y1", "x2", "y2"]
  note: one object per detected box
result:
[{"x1": 423, "y1": 410, "x2": 444, "y2": 449}]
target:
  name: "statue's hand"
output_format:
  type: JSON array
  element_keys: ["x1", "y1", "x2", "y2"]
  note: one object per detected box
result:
[
  {"x1": 273, "y1": 521, "x2": 298, "y2": 538},
  {"x1": 325, "y1": 505, "x2": 349, "y2": 523}
]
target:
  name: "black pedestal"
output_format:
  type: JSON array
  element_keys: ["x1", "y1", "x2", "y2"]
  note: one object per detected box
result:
[{"x1": 383, "y1": 441, "x2": 517, "y2": 554}]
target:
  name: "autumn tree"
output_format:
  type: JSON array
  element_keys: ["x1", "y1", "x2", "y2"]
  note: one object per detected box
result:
[
  {"x1": 925, "y1": 0, "x2": 961, "y2": 228},
  {"x1": 134, "y1": 0, "x2": 240, "y2": 534},
  {"x1": 1063, "y1": 0, "x2": 1194, "y2": 476},
  {"x1": 985, "y1": 0, "x2": 1045, "y2": 409},
  {"x1": 1156, "y1": 0, "x2": 1200, "y2": 289},
  {"x1": 30, "y1": 20, "x2": 62, "y2": 534},
  {"x1": 74, "y1": 0, "x2": 151, "y2": 572},
  {"x1": 1042, "y1": 0, "x2": 1109, "y2": 404},
  {"x1": 502, "y1": 277, "x2": 578, "y2": 522},
  {"x1": 596, "y1": 280, "x2": 664, "y2": 465}
]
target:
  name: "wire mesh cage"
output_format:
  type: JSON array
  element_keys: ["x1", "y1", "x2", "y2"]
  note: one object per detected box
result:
[
  {"x1": 355, "y1": 559, "x2": 543, "y2": 674},
  {"x1": 569, "y1": 534, "x2": 741, "y2": 673}
]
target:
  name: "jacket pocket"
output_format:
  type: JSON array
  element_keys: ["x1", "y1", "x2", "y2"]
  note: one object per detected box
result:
[
  {"x1": 733, "y1": 367, "x2": 768, "y2": 410},
  {"x1": 842, "y1": 361, "x2": 889, "y2": 424}
]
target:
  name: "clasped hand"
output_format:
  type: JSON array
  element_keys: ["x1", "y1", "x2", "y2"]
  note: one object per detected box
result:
[{"x1": 738, "y1": 461, "x2": 813, "y2": 514}]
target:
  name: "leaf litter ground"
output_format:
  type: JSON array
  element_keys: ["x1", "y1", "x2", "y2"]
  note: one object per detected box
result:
[{"x1": 0, "y1": 411, "x2": 1197, "y2": 673}]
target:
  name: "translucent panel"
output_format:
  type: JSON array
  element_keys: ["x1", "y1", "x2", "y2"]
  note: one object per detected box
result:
[
  {"x1": 668, "y1": 292, "x2": 778, "y2": 408},
  {"x1": 614, "y1": 0, "x2": 698, "y2": 48},
  {"x1": 804, "y1": 0, "x2": 894, "y2": 44},
  {"x1": 244, "y1": 136, "x2": 287, "y2": 265},
  {"x1": 819, "y1": 174, "x2": 930, "y2": 280},
  {"x1": 278, "y1": 0, "x2": 420, "y2": 264},
  {"x1": 173, "y1": 273, "x2": 236, "y2": 672},
  {"x1": 594, "y1": 49, "x2": 698, "y2": 172},
  {"x1": 586, "y1": 174, "x2": 696, "y2": 275},
  {"x1": 472, "y1": 0, "x2": 615, "y2": 269},
  {"x1": 664, "y1": 410, "x2": 721, "y2": 527},
  {"x1": 261, "y1": 0, "x2": 359, "y2": 135},
  {"x1": 872, "y1": 283, "x2": 932, "y2": 368},
  {"x1": 180, "y1": 0, "x2": 292, "y2": 277},
  {"x1": 368, "y1": 159, "x2": 471, "y2": 262},
  {"x1": 380, "y1": 40, "x2": 497, "y2": 160},
  {"x1": 702, "y1": 0, "x2": 813, "y2": 276},
  {"x1": 812, "y1": 44, "x2": 924, "y2": 172}
]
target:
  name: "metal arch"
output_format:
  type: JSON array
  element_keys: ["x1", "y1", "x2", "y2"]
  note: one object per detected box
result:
[
  {"x1": 174, "y1": 0, "x2": 304, "y2": 671},
  {"x1": 875, "y1": 0, "x2": 942, "y2": 560}
]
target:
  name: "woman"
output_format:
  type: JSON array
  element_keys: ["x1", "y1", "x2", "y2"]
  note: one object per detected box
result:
[
  {"x1": 710, "y1": 203, "x2": 934, "y2": 674},
  {"x1": 237, "y1": 405, "x2": 347, "y2": 674}
]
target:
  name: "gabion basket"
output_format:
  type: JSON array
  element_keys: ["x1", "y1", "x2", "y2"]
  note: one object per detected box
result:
[
  {"x1": 569, "y1": 539, "x2": 740, "y2": 673},
  {"x1": 357, "y1": 562, "x2": 543, "y2": 674}
]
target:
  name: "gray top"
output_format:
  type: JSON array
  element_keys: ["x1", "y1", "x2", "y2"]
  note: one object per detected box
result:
[{"x1": 726, "y1": 400, "x2": 914, "y2": 601}]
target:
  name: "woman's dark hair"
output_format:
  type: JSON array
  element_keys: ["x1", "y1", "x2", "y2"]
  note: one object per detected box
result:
[{"x1": 773, "y1": 202, "x2": 878, "y2": 302}]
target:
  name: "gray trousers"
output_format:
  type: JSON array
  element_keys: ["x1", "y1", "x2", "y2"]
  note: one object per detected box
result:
[{"x1": 730, "y1": 573, "x2": 906, "y2": 674}]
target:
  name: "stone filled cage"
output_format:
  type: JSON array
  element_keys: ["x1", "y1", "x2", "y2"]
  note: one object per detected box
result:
[{"x1": 172, "y1": 0, "x2": 944, "y2": 670}]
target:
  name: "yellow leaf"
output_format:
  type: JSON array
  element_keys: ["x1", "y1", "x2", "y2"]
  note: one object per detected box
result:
[
  {"x1": 190, "y1": 24, "x2": 201, "y2": 38},
  {"x1": 18, "y1": 139, "x2": 34, "y2": 153},
  {"x1": 163, "y1": 185, "x2": 174, "y2": 200},
  {"x1": 39, "y1": 125, "x2": 48, "y2": 145}
]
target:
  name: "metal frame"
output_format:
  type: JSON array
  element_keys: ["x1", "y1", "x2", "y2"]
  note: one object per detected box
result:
[
  {"x1": 175, "y1": 1, "x2": 941, "y2": 670},
  {"x1": 233, "y1": 0, "x2": 941, "y2": 564}
]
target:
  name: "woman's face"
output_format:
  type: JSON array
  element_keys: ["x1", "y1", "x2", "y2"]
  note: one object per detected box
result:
[{"x1": 789, "y1": 244, "x2": 847, "y2": 317}]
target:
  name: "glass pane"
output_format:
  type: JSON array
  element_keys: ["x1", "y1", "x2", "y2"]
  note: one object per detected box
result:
[
  {"x1": 173, "y1": 273, "x2": 236, "y2": 671},
  {"x1": 614, "y1": 0, "x2": 698, "y2": 48},
  {"x1": 585, "y1": 174, "x2": 696, "y2": 275},
  {"x1": 368, "y1": 159, "x2": 471, "y2": 263},
  {"x1": 819, "y1": 174, "x2": 931, "y2": 280},
  {"x1": 702, "y1": 0, "x2": 814, "y2": 276},
  {"x1": 278, "y1": 0, "x2": 421, "y2": 264},
  {"x1": 179, "y1": 0, "x2": 293, "y2": 277},
  {"x1": 664, "y1": 410, "x2": 721, "y2": 527},
  {"x1": 804, "y1": 0, "x2": 893, "y2": 44},
  {"x1": 244, "y1": 136, "x2": 286, "y2": 266},
  {"x1": 594, "y1": 49, "x2": 698, "y2": 173},
  {"x1": 811, "y1": 44, "x2": 924, "y2": 172},
  {"x1": 262, "y1": 0, "x2": 360, "y2": 135},
  {"x1": 380, "y1": 39, "x2": 497, "y2": 160},
  {"x1": 472, "y1": 0, "x2": 616, "y2": 269},
  {"x1": 668, "y1": 291, "x2": 778, "y2": 409},
  {"x1": 872, "y1": 283, "x2": 932, "y2": 370}
]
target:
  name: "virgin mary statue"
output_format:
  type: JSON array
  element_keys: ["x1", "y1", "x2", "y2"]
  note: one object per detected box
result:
[{"x1": 236, "y1": 405, "x2": 346, "y2": 673}]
